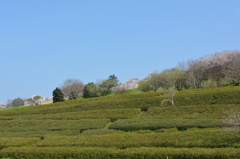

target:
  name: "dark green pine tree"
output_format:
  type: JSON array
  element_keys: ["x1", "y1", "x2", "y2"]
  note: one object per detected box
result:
[{"x1": 52, "y1": 87, "x2": 65, "y2": 103}]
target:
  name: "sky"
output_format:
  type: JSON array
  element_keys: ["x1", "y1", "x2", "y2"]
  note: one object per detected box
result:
[{"x1": 0, "y1": 0, "x2": 240, "y2": 103}]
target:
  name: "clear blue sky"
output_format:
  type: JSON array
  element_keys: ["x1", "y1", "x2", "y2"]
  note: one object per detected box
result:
[{"x1": 1, "y1": 0, "x2": 239, "y2": 103}]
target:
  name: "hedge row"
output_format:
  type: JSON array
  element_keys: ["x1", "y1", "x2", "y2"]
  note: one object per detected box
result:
[
  {"x1": 81, "y1": 129, "x2": 117, "y2": 135},
  {"x1": 108, "y1": 119, "x2": 223, "y2": 131},
  {"x1": 173, "y1": 86, "x2": 240, "y2": 106},
  {"x1": 35, "y1": 128, "x2": 240, "y2": 148},
  {"x1": 0, "y1": 108, "x2": 141, "y2": 121},
  {"x1": 0, "y1": 137, "x2": 40, "y2": 149},
  {"x1": 0, "y1": 119, "x2": 110, "y2": 132},
  {"x1": 0, "y1": 130, "x2": 80, "y2": 138},
  {"x1": 1, "y1": 147, "x2": 239, "y2": 159},
  {"x1": 142, "y1": 104, "x2": 240, "y2": 119},
  {"x1": 0, "y1": 97, "x2": 161, "y2": 116}
]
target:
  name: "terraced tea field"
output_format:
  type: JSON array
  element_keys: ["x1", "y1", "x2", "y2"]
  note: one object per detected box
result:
[{"x1": 0, "y1": 86, "x2": 240, "y2": 158}]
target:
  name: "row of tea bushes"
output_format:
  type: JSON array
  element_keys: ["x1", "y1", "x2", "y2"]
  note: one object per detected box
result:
[
  {"x1": 173, "y1": 86, "x2": 240, "y2": 106},
  {"x1": 35, "y1": 128, "x2": 240, "y2": 148},
  {"x1": 1, "y1": 147, "x2": 239, "y2": 159},
  {"x1": 0, "y1": 86, "x2": 239, "y2": 117},
  {"x1": 0, "y1": 137, "x2": 40, "y2": 149},
  {"x1": 108, "y1": 119, "x2": 223, "y2": 131},
  {"x1": 0, "y1": 97, "x2": 161, "y2": 116},
  {"x1": 0, "y1": 130, "x2": 80, "y2": 138},
  {"x1": 0, "y1": 108, "x2": 141, "y2": 121},
  {"x1": 0, "y1": 119, "x2": 110, "y2": 132},
  {"x1": 81, "y1": 129, "x2": 117, "y2": 135},
  {"x1": 142, "y1": 104, "x2": 239, "y2": 119},
  {"x1": 0, "y1": 92, "x2": 160, "y2": 116}
]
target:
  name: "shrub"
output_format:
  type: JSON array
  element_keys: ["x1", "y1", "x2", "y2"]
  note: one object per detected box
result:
[
  {"x1": 0, "y1": 147, "x2": 240, "y2": 159},
  {"x1": 109, "y1": 119, "x2": 223, "y2": 131},
  {"x1": 35, "y1": 128, "x2": 240, "y2": 148}
]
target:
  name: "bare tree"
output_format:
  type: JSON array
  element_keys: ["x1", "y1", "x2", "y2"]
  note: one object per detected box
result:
[
  {"x1": 199, "y1": 51, "x2": 236, "y2": 86},
  {"x1": 24, "y1": 98, "x2": 35, "y2": 105},
  {"x1": 223, "y1": 108, "x2": 240, "y2": 136},
  {"x1": 0, "y1": 102, "x2": 6, "y2": 108},
  {"x1": 12, "y1": 98, "x2": 24, "y2": 107},
  {"x1": 138, "y1": 80, "x2": 153, "y2": 92},
  {"x1": 186, "y1": 60, "x2": 206, "y2": 89},
  {"x1": 205, "y1": 54, "x2": 225, "y2": 86},
  {"x1": 160, "y1": 69, "x2": 184, "y2": 105},
  {"x1": 61, "y1": 79, "x2": 84, "y2": 99},
  {"x1": 148, "y1": 73, "x2": 162, "y2": 92},
  {"x1": 222, "y1": 51, "x2": 240, "y2": 85},
  {"x1": 112, "y1": 84, "x2": 128, "y2": 95},
  {"x1": 6, "y1": 99, "x2": 12, "y2": 108}
]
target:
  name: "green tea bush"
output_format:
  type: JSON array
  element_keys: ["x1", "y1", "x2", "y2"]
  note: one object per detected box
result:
[
  {"x1": 0, "y1": 86, "x2": 239, "y2": 118},
  {"x1": 142, "y1": 104, "x2": 240, "y2": 119},
  {"x1": 173, "y1": 86, "x2": 240, "y2": 106},
  {"x1": 0, "y1": 97, "x2": 161, "y2": 117},
  {"x1": 0, "y1": 137, "x2": 40, "y2": 149},
  {"x1": 81, "y1": 129, "x2": 117, "y2": 135},
  {"x1": 1, "y1": 147, "x2": 240, "y2": 159},
  {"x1": 35, "y1": 128, "x2": 240, "y2": 148},
  {"x1": 0, "y1": 108, "x2": 141, "y2": 120},
  {"x1": 108, "y1": 119, "x2": 223, "y2": 131},
  {"x1": 0, "y1": 130, "x2": 80, "y2": 138},
  {"x1": 0, "y1": 120, "x2": 110, "y2": 133}
]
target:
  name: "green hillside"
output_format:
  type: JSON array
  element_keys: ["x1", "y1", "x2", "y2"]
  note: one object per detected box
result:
[{"x1": 0, "y1": 86, "x2": 240, "y2": 158}]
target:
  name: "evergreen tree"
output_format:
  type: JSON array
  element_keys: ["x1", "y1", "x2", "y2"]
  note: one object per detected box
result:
[
  {"x1": 99, "y1": 74, "x2": 119, "y2": 96},
  {"x1": 52, "y1": 87, "x2": 64, "y2": 103},
  {"x1": 83, "y1": 82, "x2": 98, "y2": 98}
]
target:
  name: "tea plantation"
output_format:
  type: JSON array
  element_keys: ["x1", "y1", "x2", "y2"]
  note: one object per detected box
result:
[{"x1": 0, "y1": 86, "x2": 240, "y2": 158}]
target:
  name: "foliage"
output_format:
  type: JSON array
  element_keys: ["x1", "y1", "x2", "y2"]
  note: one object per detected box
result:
[
  {"x1": 0, "y1": 108, "x2": 141, "y2": 120},
  {"x1": 109, "y1": 119, "x2": 223, "y2": 131},
  {"x1": 52, "y1": 87, "x2": 64, "y2": 103},
  {"x1": 1, "y1": 147, "x2": 240, "y2": 159},
  {"x1": 147, "y1": 73, "x2": 162, "y2": 91},
  {"x1": 99, "y1": 74, "x2": 119, "y2": 96},
  {"x1": 61, "y1": 79, "x2": 84, "y2": 100},
  {"x1": 0, "y1": 85, "x2": 240, "y2": 157},
  {"x1": 138, "y1": 81, "x2": 153, "y2": 92},
  {"x1": 142, "y1": 105, "x2": 240, "y2": 119},
  {"x1": 222, "y1": 107, "x2": 240, "y2": 136},
  {"x1": 35, "y1": 128, "x2": 239, "y2": 148},
  {"x1": 0, "y1": 119, "x2": 110, "y2": 137},
  {"x1": 83, "y1": 82, "x2": 98, "y2": 98},
  {"x1": 0, "y1": 137, "x2": 40, "y2": 149},
  {"x1": 33, "y1": 95, "x2": 42, "y2": 101},
  {"x1": 0, "y1": 87, "x2": 240, "y2": 117},
  {"x1": 0, "y1": 130, "x2": 80, "y2": 138},
  {"x1": 11, "y1": 98, "x2": 24, "y2": 107},
  {"x1": 81, "y1": 129, "x2": 117, "y2": 135}
]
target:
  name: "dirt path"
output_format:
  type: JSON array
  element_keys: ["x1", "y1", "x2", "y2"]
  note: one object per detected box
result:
[
  {"x1": 104, "y1": 122, "x2": 112, "y2": 129},
  {"x1": 137, "y1": 111, "x2": 146, "y2": 119}
]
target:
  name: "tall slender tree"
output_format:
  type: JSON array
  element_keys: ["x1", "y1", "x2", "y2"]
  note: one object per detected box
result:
[{"x1": 53, "y1": 87, "x2": 65, "y2": 103}]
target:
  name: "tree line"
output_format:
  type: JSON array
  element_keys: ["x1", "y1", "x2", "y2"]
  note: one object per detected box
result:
[
  {"x1": 136, "y1": 50, "x2": 240, "y2": 105},
  {"x1": 6, "y1": 50, "x2": 240, "y2": 106},
  {"x1": 139, "y1": 50, "x2": 240, "y2": 92},
  {"x1": 53, "y1": 74, "x2": 119, "y2": 103}
]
